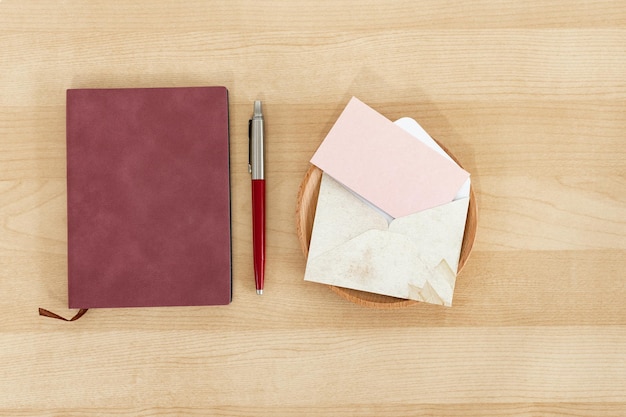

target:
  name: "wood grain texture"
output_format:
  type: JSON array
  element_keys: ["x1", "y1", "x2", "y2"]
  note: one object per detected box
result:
[{"x1": 1, "y1": 1, "x2": 625, "y2": 416}]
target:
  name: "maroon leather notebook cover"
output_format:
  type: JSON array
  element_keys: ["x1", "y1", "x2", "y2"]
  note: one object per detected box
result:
[{"x1": 66, "y1": 87, "x2": 231, "y2": 308}]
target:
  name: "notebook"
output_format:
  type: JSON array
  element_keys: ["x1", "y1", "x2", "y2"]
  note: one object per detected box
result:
[{"x1": 66, "y1": 86, "x2": 232, "y2": 308}]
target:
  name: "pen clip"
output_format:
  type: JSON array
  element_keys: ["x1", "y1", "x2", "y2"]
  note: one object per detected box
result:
[{"x1": 248, "y1": 119, "x2": 252, "y2": 174}]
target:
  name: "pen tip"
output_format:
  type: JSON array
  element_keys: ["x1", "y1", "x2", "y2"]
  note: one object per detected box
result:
[
  {"x1": 254, "y1": 100, "x2": 262, "y2": 116},
  {"x1": 257, "y1": 289, "x2": 263, "y2": 295}
]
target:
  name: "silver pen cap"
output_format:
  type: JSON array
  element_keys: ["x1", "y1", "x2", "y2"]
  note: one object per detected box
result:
[{"x1": 249, "y1": 100, "x2": 264, "y2": 180}]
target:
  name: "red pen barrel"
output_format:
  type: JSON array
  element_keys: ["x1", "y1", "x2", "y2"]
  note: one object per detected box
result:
[{"x1": 252, "y1": 179, "x2": 266, "y2": 293}]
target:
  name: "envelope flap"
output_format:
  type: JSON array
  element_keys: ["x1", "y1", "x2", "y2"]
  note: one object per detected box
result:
[
  {"x1": 307, "y1": 173, "x2": 387, "y2": 259},
  {"x1": 389, "y1": 197, "x2": 470, "y2": 274}
]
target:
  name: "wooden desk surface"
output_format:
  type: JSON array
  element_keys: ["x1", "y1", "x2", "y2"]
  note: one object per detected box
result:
[{"x1": 1, "y1": 1, "x2": 625, "y2": 415}]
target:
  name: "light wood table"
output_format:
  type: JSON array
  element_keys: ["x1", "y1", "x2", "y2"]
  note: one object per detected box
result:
[{"x1": 1, "y1": 1, "x2": 625, "y2": 415}]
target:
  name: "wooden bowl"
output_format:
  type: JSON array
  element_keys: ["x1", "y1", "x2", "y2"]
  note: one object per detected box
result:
[{"x1": 296, "y1": 142, "x2": 477, "y2": 309}]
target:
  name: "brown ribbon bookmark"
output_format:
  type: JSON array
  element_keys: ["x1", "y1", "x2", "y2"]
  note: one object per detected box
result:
[{"x1": 38, "y1": 308, "x2": 88, "y2": 321}]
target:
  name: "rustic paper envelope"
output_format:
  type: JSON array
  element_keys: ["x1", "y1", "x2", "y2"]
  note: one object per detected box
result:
[
  {"x1": 310, "y1": 97, "x2": 469, "y2": 218},
  {"x1": 304, "y1": 173, "x2": 469, "y2": 306}
]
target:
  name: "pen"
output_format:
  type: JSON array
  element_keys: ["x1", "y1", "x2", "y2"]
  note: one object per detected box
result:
[{"x1": 249, "y1": 100, "x2": 265, "y2": 295}]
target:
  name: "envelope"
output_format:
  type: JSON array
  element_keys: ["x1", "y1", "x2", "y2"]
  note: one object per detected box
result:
[
  {"x1": 310, "y1": 97, "x2": 469, "y2": 218},
  {"x1": 304, "y1": 173, "x2": 469, "y2": 306},
  {"x1": 304, "y1": 115, "x2": 471, "y2": 306}
]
